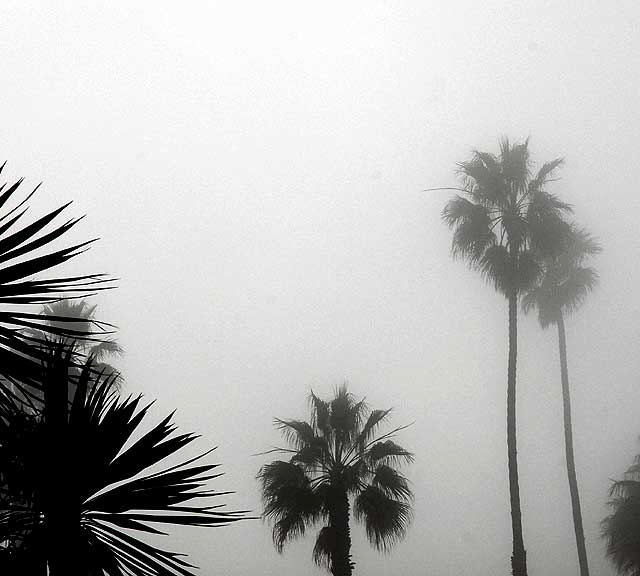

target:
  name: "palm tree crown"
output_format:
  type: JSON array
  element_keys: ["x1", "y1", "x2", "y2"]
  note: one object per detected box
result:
[
  {"x1": 442, "y1": 137, "x2": 572, "y2": 294},
  {"x1": 257, "y1": 385, "x2": 413, "y2": 575},
  {"x1": 522, "y1": 226, "x2": 600, "y2": 328},
  {"x1": 37, "y1": 299, "x2": 124, "y2": 381}
]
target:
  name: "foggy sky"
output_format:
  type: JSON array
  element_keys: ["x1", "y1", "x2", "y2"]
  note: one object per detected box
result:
[{"x1": 2, "y1": 1, "x2": 640, "y2": 575}]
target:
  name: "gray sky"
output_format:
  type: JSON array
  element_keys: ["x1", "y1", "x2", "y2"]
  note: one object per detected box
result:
[{"x1": 2, "y1": 1, "x2": 640, "y2": 574}]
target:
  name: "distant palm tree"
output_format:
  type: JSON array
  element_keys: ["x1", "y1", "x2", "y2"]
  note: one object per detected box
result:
[
  {"x1": 522, "y1": 226, "x2": 600, "y2": 576},
  {"x1": 602, "y1": 452, "x2": 640, "y2": 576},
  {"x1": 441, "y1": 137, "x2": 572, "y2": 576},
  {"x1": 0, "y1": 162, "x2": 110, "y2": 408},
  {"x1": 257, "y1": 385, "x2": 413, "y2": 576},
  {"x1": 31, "y1": 299, "x2": 123, "y2": 383},
  {"x1": 0, "y1": 346, "x2": 243, "y2": 575}
]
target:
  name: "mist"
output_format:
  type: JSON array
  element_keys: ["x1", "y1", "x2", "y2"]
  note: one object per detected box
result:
[{"x1": 1, "y1": 1, "x2": 639, "y2": 575}]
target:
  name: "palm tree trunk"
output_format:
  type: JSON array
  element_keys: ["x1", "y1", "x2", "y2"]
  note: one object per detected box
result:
[
  {"x1": 507, "y1": 287, "x2": 527, "y2": 576},
  {"x1": 43, "y1": 349, "x2": 77, "y2": 576},
  {"x1": 329, "y1": 486, "x2": 353, "y2": 576},
  {"x1": 557, "y1": 313, "x2": 589, "y2": 576}
]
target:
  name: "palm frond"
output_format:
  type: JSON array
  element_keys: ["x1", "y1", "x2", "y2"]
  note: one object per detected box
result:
[
  {"x1": 312, "y1": 526, "x2": 336, "y2": 570},
  {"x1": 0, "y1": 167, "x2": 113, "y2": 399},
  {"x1": 366, "y1": 440, "x2": 414, "y2": 466},
  {"x1": 371, "y1": 465, "x2": 413, "y2": 501},
  {"x1": 442, "y1": 197, "x2": 496, "y2": 263},
  {"x1": 275, "y1": 419, "x2": 316, "y2": 450},
  {"x1": 354, "y1": 485, "x2": 412, "y2": 551}
]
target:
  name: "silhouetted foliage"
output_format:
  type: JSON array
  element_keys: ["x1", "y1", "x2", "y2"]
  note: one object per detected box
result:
[
  {"x1": 0, "y1": 346, "x2": 244, "y2": 575},
  {"x1": 0, "y1": 163, "x2": 112, "y2": 408},
  {"x1": 603, "y1": 453, "x2": 640, "y2": 576},
  {"x1": 441, "y1": 137, "x2": 572, "y2": 576},
  {"x1": 257, "y1": 385, "x2": 413, "y2": 576},
  {"x1": 26, "y1": 299, "x2": 124, "y2": 386}
]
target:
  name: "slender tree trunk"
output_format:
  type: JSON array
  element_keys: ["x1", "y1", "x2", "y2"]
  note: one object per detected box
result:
[
  {"x1": 507, "y1": 288, "x2": 527, "y2": 576},
  {"x1": 329, "y1": 486, "x2": 353, "y2": 576},
  {"x1": 557, "y1": 314, "x2": 590, "y2": 576}
]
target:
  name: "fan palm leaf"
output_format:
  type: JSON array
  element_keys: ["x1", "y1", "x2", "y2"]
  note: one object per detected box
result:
[{"x1": 0, "y1": 165, "x2": 112, "y2": 404}]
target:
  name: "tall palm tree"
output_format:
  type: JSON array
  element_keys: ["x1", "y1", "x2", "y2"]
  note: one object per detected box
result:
[
  {"x1": 602, "y1": 452, "x2": 640, "y2": 576},
  {"x1": 257, "y1": 385, "x2": 413, "y2": 576},
  {"x1": 441, "y1": 137, "x2": 572, "y2": 576},
  {"x1": 0, "y1": 345, "x2": 243, "y2": 575},
  {"x1": 0, "y1": 162, "x2": 111, "y2": 408},
  {"x1": 522, "y1": 226, "x2": 600, "y2": 576}
]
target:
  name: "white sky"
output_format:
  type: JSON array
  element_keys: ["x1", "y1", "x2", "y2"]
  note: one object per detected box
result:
[{"x1": 2, "y1": 1, "x2": 640, "y2": 575}]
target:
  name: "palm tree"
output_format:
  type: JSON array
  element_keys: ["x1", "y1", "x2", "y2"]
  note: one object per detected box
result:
[
  {"x1": 30, "y1": 299, "x2": 124, "y2": 384},
  {"x1": 522, "y1": 226, "x2": 600, "y2": 576},
  {"x1": 0, "y1": 162, "x2": 111, "y2": 408},
  {"x1": 602, "y1": 452, "x2": 640, "y2": 576},
  {"x1": 0, "y1": 345, "x2": 244, "y2": 575},
  {"x1": 441, "y1": 137, "x2": 572, "y2": 576},
  {"x1": 257, "y1": 385, "x2": 413, "y2": 576}
]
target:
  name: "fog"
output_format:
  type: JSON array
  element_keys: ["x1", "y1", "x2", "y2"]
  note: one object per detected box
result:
[{"x1": 2, "y1": 1, "x2": 640, "y2": 574}]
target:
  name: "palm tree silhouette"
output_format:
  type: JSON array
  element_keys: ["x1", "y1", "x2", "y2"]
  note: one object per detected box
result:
[
  {"x1": 602, "y1": 452, "x2": 640, "y2": 576},
  {"x1": 0, "y1": 346, "x2": 243, "y2": 575},
  {"x1": 522, "y1": 226, "x2": 600, "y2": 576},
  {"x1": 31, "y1": 299, "x2": 123, "y2": 384},
  {"x1": 441, "y1": 137, "x2": 571, "y2": 576},
  {"x1": 257, "y1": 385, "x2": 413, "y2": 576}
]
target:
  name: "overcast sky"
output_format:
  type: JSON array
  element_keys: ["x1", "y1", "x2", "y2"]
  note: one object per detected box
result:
[{"x1": 2, "y1": 1, "x2": 640, "y2": 575}]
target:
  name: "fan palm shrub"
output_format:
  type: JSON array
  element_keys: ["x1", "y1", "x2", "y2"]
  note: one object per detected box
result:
[
  {"x1": 0, "y1": 346, "x2": 243, "y2": 575},
  {"x1": 257, "y1": 385, "x2": 413, "y2": 576},
  {"x1": 441, "y1": 137, "x2": 572, "y2": 576},
  {"x1": 522, "y1": 226, "x2": 600, "y2": 576}
]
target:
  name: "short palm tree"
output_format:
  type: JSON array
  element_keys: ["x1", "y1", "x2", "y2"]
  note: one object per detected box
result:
[
  {"x1": 257, "y1": 385, "x2": 413, "y2": 576},
  {"x1": 441, "y1": 137, "x2": 572, "y2": 576},
  {"x1": 602, "y1": 453, "x2": 640, "y2": 576},
  {"x1": 0, "y1": 346, "x2": 243, "y2": 575},
  {"x1": 0, "y1": 163, "x2": 111, "y2": 407},
  {"x1": 522, "y1": 226, "x2": 600, "y2": 576}
]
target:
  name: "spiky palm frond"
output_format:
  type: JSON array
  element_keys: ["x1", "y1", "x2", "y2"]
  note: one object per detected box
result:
[
  {"x1": 257, "y1": 386, "x2": 413, "y2": 573},
  {"x1": 0, "y1": 166, "x2": 112, "y2": 401},
  {"x1": 0, "y1": 348, "x2": 243, "y2": 576}
]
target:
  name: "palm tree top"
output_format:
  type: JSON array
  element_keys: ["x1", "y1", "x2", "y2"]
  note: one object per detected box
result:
[
  {"x1": 522, "y1": 225, "x2": 601, "y2": 328},
  {"x1": 442, "y1": 137, "x2": 573, "y2": 295},
  {"x1": 258, "y1": 385, "x2": 413, "y2": 571}
]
